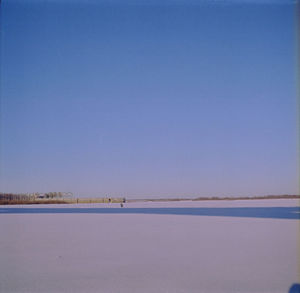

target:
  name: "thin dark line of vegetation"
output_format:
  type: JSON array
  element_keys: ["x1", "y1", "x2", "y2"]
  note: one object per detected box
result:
[
  {"x1": 0, "y1": 200, "x2": 69, "y2": 205},
  {"x1": 1, "y1": 193, "x2": 299, "y2": 205},
  {"x1": 0, "y1": 193, "x2": 126, "y2": 205},
  {"x1": 128, "y1": 195, "x2": 300, "y2": 202},
  {"x1": 192, "y1": 195, "x2": 300, "y2": 201}
]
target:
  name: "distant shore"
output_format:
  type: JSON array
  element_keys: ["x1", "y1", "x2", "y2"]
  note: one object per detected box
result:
[
  {"x1": 0, "y1": 197, "x2": 125, "y2": 205},
  {"x1": 129, "y1": 194, "x2": 300, "y2": 202},
  {"x1": 0, "y1": 195, "x2": 299, "y2": 205}
]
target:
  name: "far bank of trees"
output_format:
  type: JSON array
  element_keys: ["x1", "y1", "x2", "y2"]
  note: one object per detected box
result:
[{"x1": 0, "y1": 192, "x2": 73, "y2": 201}]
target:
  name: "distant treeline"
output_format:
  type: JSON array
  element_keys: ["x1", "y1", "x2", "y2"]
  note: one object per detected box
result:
[
  {"x1": 128, "y1": 194, "x2": 300, "y2": 203},
  {"x1": 0, "y1": 192, "x2": 73, "y2": 201},
  {"x1": 0, "y1": 192, "x2": 126, "y2": 205},
  {"x1": 192, "y1": 195, "x2": 300, "y2": 201}
]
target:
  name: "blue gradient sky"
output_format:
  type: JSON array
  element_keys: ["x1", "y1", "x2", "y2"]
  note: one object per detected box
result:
[{"x1": 0, "y1": 0, "x2": 298, "y2": 198}]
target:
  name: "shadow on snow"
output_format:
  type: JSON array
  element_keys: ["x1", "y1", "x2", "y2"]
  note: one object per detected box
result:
[{"x1": 0, "y1": 206, "x2": 299, "y2": 219}]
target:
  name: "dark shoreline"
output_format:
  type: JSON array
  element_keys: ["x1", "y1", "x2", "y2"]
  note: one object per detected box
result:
[
  {"x1": 129, "y1": 194, "x2": 300, "y2": 203},
  {"x1": 1, "y1": 195, "x2": 299, "y2": 205}
]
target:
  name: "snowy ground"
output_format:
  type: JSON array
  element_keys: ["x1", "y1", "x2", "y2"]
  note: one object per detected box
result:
[{"x1": 0, "y1": 199, "x2": 299, "y2": 293}]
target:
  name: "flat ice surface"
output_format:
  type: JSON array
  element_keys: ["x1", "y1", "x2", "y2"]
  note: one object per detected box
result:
[{"x1": 0, "y1": 199, "x2": 299, "y2": 293}]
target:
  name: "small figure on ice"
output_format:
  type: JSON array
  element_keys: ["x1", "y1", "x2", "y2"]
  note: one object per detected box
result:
[{"x1": 120, "y1": 198, "x2": 126, "y2": 208}]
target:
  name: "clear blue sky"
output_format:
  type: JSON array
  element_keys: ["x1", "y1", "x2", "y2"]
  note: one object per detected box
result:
[{"x1": 0, "y1": 0, "x2": 298, "y2": 198}]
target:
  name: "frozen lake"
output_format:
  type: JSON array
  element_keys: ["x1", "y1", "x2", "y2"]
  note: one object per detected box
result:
[{"x1": 0, "y1": 199, "x2": 299, "y2": 293}]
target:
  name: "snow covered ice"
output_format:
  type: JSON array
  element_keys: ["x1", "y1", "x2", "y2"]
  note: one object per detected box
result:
[{"x1": 0, "y1": 199, "x2": 299, "y2": 293}]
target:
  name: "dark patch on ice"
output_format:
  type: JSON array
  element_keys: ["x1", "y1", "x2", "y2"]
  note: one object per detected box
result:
[{"x1": 0, "y1": 206, "x2": 299, "y2": 219}]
